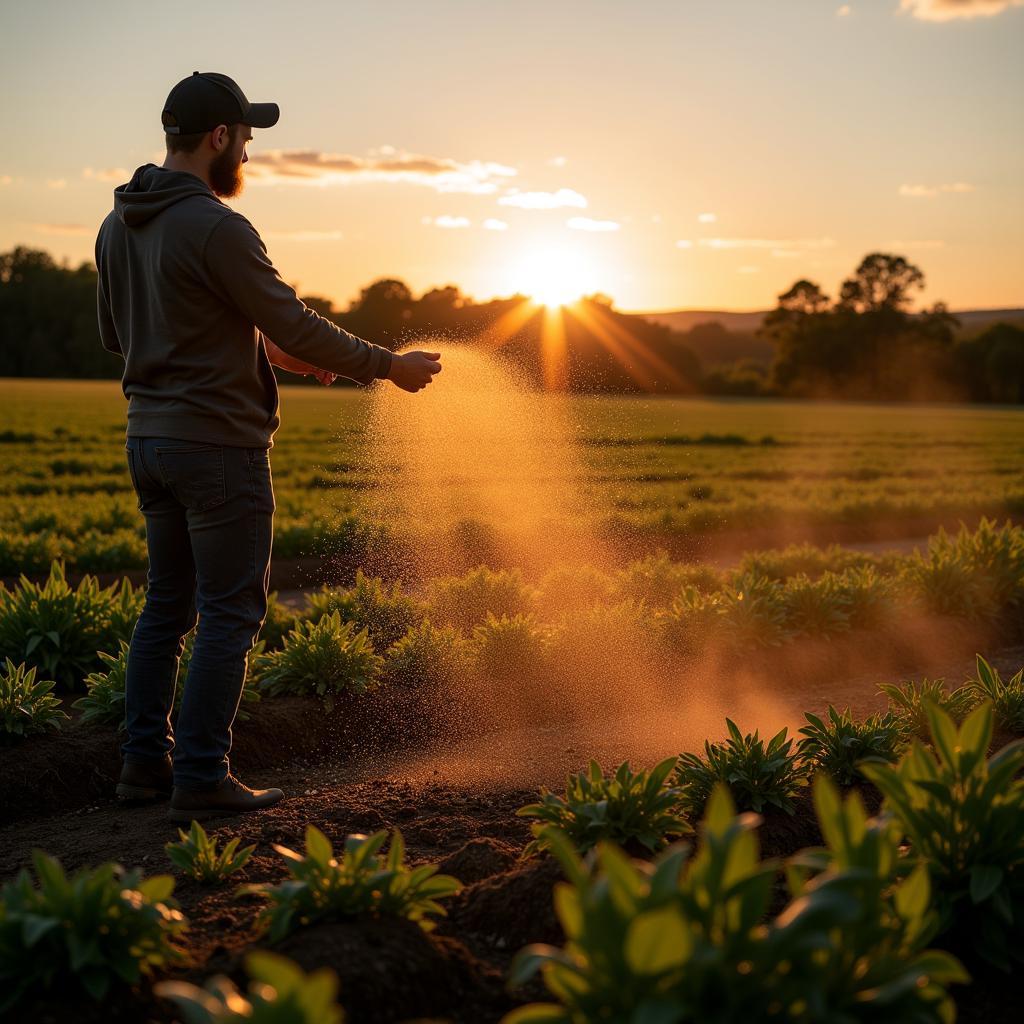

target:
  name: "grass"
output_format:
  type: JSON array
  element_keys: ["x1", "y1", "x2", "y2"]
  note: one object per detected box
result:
[{"x1": 0, "y1": 380, "x2": 1022, "y2": 575}]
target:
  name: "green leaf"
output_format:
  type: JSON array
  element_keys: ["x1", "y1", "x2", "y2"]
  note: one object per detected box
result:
[
  {"x1": 625, "y1": 905, "x2": 691, "y2": 974},
  {"x1": 969, "y1": 864, "x2": 1003, "y2": 904}
]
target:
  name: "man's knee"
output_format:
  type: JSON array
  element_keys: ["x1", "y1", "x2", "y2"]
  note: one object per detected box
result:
[{"x1": 137, "y1": 590, "x2": 198, "y2": 644}]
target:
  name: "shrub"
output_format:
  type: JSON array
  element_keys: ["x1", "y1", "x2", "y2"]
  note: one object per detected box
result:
[
  {"x1": 861, "y1": 700, "x2": 1024, "y2": 970},
  {"x1": 0, "y1": 658, "x2": 67, "y2": 741},
  {"x1": 0, "y1": 853, "x2": 186, "y2": 1008},
  {"x1": 166, "y1": 820, "x2": 256, "y2": 885},
  {"x1": 518, "y1": 758, "x2": 690, "y2": 855},
  {"x1": 797, "y1": 705, "x2": 903, "y2": 785},
  {"x1": 675, "y1": 719, "x2": 808, "y2": 817},
  {"x1": 304, "y1": 570, "x2": 425, "y2": 651},
  {"x1": 904, "y1": 517, "x2": 1024, "y2": 620},
  {"x1": 242, "y1": 827, "x2": 461, "y2": 942},
  {"x1": 534, "y1": 563, "x2": 614, "y2": 618},
  {"x1": 610, "y1": 552, "x2": 719, "y2": 608},
  {"x1": 425, "y1": 566, "x2": 536, "y2": 630},
  {"x1": 0, "y1": 562, "x2": 141, "y2": 689},
  {"x1": 545, "y1": 600, "x2": 657, "y2": 686},
  {"x1": 715, "y1": 571, "x2": 792, "y2": 648},
  {"x1": 879, "y1": 677, "x2": 975, "y2": 740},
  {"x1": 381, "y1": 619, "x2": 472, "y2": 690},
  {"x1": 470, "y1": 612, "x2": 550, "y2": 681},
  {"x1": 156, "y1": 951, "x2": 344, "y2": 1024},
  {"x1": 735, "y1": 541, "x2": 875, "y2": 582},
  {"x1": 838, "y1": 565, "x2": 898, "y2": 629},
  {"x1": 72, "y1": 642, "x2": 129, "y2": 727},
  {"x1": 655, "y1": 586, "x2": 725, "y2": 657},
  {"x1": 507, "y1": 782, "x2": 963, "y2": 1024},
  {"x1": 781, "y1": 571, "x2": 852, "y2": 638},
  {"x1": 256, "y1": 612, "x2": 382, "y2": 708},
  {"x1": 966, "y1": 653, "x2": 1024, "y2": 734}
]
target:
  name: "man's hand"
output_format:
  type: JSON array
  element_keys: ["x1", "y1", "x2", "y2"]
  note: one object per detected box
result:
[
  {"x1": 312, "y1": 368, "x2": 337, "y2": 386},
  {"x1": 387, "y1": 350, "x2": 442, "y2": 393}
]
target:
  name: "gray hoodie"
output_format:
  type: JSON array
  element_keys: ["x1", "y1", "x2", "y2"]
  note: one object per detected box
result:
[{"x1": 95, "y1": 163, "x2": 393, "y2": 448}]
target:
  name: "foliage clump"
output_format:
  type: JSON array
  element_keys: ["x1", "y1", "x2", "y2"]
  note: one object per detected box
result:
[
  {"x1": 862, "y1": 699, "x2": 1024, "y2": 970},
  {"x1": 506, "y1": 781, "x2": 964, "y2": 1024},
  {"x1": 425, "y1": 566, "x2": 536, "y2": 630},
  {"x1": 0, "y1": 853, "x2": 185, "y2": 1009},
  {"x1": 797, "y1": 705, "x2": 903, "y2": 785},
  {"x1": 256, "y1": 611, "x2": 382, "y2": 707},
  {"x1": 0, "y1": 561, "x2": 142, "y2": 689},
  {"x1": 675, "y1": 720, "x2": 808, "y2": 816},
  {"x1": 0, "y1": 657, "x2": 67, "y2": 741},
  {"x1": 381, "y1": 619, "x2": 472, "y2": 691},
  {"x1": 518, "y1": 758, "x2": 690, "y2": 856},
  {"x1": 303, "y1": 570, "x2": 425, "y2": 651},
  {"x1": 242, "y1": 827, "x2": 461, "y2": 942},
  {"x1": 165, "y1": 820, "x2": 255, "y2": 885}
]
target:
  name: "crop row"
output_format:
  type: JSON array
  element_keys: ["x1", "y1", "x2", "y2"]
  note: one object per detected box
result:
[
  {"x1": 2, "y1": 696, "x2": 1022, "y2": 1020},
  {"x1": 1, "y1": 519, "x2": 1021, "y2": 736}
]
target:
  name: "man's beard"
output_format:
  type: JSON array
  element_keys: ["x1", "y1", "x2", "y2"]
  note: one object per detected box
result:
[{"x1": 210, "y1": 148, "x2": 244, "y2": 198}]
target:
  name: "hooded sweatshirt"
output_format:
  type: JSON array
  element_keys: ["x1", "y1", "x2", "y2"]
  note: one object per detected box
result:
[{"x1": 94, "y1": 163, "x2": 393, "y2": 448}]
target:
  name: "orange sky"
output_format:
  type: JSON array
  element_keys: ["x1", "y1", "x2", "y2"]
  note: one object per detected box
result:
[{"x1": 1, "y1": 0, "x2": 1022, "y2": 312}]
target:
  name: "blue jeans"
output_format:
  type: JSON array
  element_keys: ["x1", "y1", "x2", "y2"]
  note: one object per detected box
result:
[{"x1": 122, "y1": 437, "x2": 274, "y2": 790}]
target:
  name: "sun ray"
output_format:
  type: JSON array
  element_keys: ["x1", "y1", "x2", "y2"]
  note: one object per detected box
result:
[
  {"x1": 540, "y1": 304, "x2": 569, "y2": 391},
  {"x1": 567, "y1": 302, "x2": 695, "y2": 392},
  {"x1": 479, "y1": 297, "x2": 539, "y2": 351}
]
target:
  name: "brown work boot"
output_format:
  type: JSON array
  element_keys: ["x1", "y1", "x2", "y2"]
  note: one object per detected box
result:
[
  {"x1": 167, "y1": 774, "x2": 284, "y2": 823},
  {"x1": 116, "y1": 757, "x2": 173, "y2": 802}
]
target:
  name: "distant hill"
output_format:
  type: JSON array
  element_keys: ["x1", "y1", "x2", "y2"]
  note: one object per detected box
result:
[{"x1": 630, "y1": 306, "x2": 1024, "y2": 367}]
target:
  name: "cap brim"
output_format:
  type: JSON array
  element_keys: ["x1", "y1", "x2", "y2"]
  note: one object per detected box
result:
[{"x1": 244, "y1": 102, "x2": 279, "y2": 129}]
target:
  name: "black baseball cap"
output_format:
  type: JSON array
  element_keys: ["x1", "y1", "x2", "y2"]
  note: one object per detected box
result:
[{"x1": 162, "y1": 72, "x2": 279, "y2": 135}]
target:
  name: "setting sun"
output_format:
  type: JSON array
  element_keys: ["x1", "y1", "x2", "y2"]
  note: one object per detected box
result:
[{"x1": 506, "y1": 244, "x2": 594, "y2": 308}]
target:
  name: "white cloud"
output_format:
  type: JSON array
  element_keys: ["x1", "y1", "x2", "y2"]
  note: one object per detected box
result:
[
  {"x1": 567, "y1": 216, "x2": 620, "y2": 232},
  {"x1": 737, "y1": 265, "x2": 761, "y2": 273},
  {"x1": 498, "y1": 188, "x2": 588, "y2": 210},
  {"x1": 83, "y1": 166, "x2": 129, "y2": 183},
  {"x1": 900, "y1": 0, "x2": 1023, "y2": 20},
  {"x1": 676, "y1": 239, "x2": 693, "y2": 248},
  {"x1": 46, "y1": 179, "x2": 67, "y2": 189},
  {"x1": 548, "y1": 156, "x2": 568, "y2": 167},
  {"x1": 697, "y1": 212, "x2": 717, "y2": 223},
  {"x1": 263, "y1": 229, "x2": 345, "y2": 242},
  {"x1": 28, "y1": 222, "x2": 90, "y2": 235},
  {"x1": 837, "y1": 3, "x2": 852, "y2": 13},
  {"x1": 423, "y1": 214, "x2": 471, "y2": 229},
  {"x1": 899, "y1": 181, "x2": 975, "y2": 197},
  {"x1": 483, "y1": 218, "x2": 509, "y2": 231},
  {"x1": 247, "y1": 149, "x2": 516, "y2": 194},
  {"x1": 699, "y1": 236, "x2": 837, "y2": 250}
]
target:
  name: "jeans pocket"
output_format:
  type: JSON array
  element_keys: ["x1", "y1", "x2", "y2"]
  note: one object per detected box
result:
[{"x1": 155, "y1": 444, "x2": 227, "y2": 512}]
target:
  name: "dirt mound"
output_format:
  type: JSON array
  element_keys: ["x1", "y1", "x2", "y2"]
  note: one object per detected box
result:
[
  {"x1": 273, "y1": 916, "x2": 506, "y2": 1023},
  {"x1": 438, "y1": 836, "x2": 520, "y2": 884},
  {"x1": 446, "y1": 855, "x2": 564, "y2": 954}
]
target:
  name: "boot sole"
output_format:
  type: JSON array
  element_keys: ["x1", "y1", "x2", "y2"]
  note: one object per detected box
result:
[
  {"x1": 116, "y1": 783, "x2": 171, "y2": 802},
  {"x1": 167, "y1": 797, "x2": 283, "y2": 823}
]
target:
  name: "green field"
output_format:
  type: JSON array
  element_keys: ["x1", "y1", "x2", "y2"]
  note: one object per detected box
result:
[{"x1": 1, "y1": 378, "x2": 1022, "y2": 576}]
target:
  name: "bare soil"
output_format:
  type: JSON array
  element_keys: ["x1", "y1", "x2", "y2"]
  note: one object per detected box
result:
[{"x1": 2, "y1": 639, "x2": 1022, "y2": 1022}]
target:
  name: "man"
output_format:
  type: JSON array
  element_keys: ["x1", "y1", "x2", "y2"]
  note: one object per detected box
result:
[{"x1": 95, "y1": 72, "x2": 441, "y2": 821}]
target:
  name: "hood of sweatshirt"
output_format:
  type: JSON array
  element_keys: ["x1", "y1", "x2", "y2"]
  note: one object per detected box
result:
[{"x1": 114, "y1": 163, "x2": 216, "y2": 227}]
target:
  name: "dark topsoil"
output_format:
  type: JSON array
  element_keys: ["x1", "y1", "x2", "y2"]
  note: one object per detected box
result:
[{"x1": 2, "y1": 635, "x2": 1023, "y2": 1023}]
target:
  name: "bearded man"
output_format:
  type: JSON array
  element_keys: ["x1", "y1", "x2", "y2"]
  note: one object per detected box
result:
[{"x1": 95, "y1": 72, "x2": 441, "y2": 821}]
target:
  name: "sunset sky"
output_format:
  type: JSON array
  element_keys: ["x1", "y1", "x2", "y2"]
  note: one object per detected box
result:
[{"x1": 1, "y1": 0, "x2": 1022, "y2": 313}]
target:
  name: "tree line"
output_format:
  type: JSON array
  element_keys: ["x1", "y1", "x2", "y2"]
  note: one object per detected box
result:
[{"x1": 0, "y1": 245, "x2": 1020, "y2": 402}]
